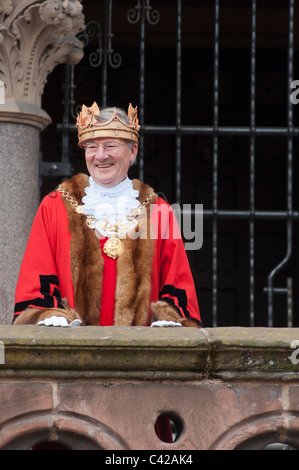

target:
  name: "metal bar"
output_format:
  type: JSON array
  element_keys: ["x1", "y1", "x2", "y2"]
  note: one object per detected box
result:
[
  {"x1": 62, "y1": 64, "x2": 71, "y2": 164},
  {"x1": 176, "y1": 0, "x2": 182, "y2": 205},
  {"x1": 201, "y1": 209, "x2": 299, "y2": 220},
  {"x1": 287, "y1": 277, "x2": 293, "y2": 327},
  {"x1": 101, "y1": 0, "x2": 110, "y2": 107},
  {"x1": 249, "y1": 0, "x2": 256, "y2": 326},
  {"x1": 62, "y1": 123, "x2": 299, "y2": 137},
  {"x1": 267, "y1": 0, "x2": 295, "y2": 327},
  {"x1": 40, "y1": 64, "x2": 73, "y2": 180},
  {"x1": 212, "y1": 0, "x2": 220, "y2": 327},
  {"x1": 264, "y1": 278, "x2": 293, "y2": 327},
  {"x1": 142, "y1": 125, "x2": 299, "y2": 136},
  {"x1": 138, "y1": 0, "x2": 146, "y2": 182},
  {"x1": 178, "y1": 208, "x2": 299, "y2": 221},
  {"x1": 264, "y1": 288, "x2": 288, "y2": 294}
]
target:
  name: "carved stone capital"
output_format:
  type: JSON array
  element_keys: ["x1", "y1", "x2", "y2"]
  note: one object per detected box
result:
[{"x1": 0, "y1": 0, "x2": 85, "y2": 129}]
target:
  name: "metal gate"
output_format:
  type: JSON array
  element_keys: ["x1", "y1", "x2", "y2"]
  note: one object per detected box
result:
[{"x1": 40, "y1": 0, "x2": 299, "y2": 327}]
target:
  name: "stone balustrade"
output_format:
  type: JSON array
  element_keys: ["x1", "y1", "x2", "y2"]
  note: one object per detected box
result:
[{"x1": 0, "y1": 325, "x2": 299, "y2": 450}]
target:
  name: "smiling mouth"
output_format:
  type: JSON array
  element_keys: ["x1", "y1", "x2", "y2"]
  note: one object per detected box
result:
[{"x1": 96, "y1": 163, "x2": 113, "y2": 169}]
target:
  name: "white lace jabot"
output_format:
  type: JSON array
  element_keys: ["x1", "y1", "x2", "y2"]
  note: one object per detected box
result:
[{"x1": 81, "y1": 176, "x2": 140, "y2": 238}]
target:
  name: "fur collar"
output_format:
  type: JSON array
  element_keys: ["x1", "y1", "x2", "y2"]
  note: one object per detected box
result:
[{"x1": 59, "y1": 173, "x2": 157, "y2": 326}]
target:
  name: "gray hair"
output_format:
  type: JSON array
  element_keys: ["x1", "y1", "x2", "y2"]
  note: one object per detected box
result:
[
  {"x1": 98, "y1": 106, "x2": 138, "y2": 165},
  {"x1": 98, "y1": 106, "x2": 129, "y2": 125}
]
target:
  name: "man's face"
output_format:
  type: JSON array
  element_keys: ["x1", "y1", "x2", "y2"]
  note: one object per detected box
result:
[{"x1": 84, "y1": 138, "x2": 138, "y2": 187}]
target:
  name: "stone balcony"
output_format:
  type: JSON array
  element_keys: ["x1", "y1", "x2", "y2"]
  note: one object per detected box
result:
[{"x1": 0, "y1": 325, "x2": 299, "y2": 450}]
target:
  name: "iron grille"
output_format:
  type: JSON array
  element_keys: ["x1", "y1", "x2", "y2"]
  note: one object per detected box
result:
[{"x1": 40, "y1": 0, "x2": 299, "y2": 327}]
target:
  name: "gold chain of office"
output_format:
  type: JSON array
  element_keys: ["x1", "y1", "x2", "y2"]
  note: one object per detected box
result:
[{"x1": 57, "y1": 186, "x2": 153, "y2": 259}]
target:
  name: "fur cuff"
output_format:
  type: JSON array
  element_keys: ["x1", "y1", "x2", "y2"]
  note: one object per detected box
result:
[
  {"x1": 151, "y1": 301, "x2": 201, "y2": 328},
  {"x1": 13, "y1": 299, "x2": 83, "y2": 325}
]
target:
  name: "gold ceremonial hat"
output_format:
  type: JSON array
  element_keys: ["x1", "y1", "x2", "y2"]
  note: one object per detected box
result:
[{"x1": 76, "y1": 102, "x2": 140, "y2": 147}]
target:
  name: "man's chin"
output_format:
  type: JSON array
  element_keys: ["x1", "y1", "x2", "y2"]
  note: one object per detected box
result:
[{"x1": 92, "y1": 169, "x2": 115, "y2": 186}]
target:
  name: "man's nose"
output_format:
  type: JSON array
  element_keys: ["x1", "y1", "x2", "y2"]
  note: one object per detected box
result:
[{"x1": 95, "y1": 146, "x2": 109, "y2": 158}]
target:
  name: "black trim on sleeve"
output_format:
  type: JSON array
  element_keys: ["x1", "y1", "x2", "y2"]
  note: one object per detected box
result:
[
  {"x1": 159, "y1": 284, "x2": 203, "y2": 327},
  {"x1": 14, "y1": 274, "x2": 64, "y2": 314}
]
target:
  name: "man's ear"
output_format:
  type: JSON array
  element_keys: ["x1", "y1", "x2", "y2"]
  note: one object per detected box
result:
[{"x1": 129, "y1": 143, "x2": 139, "y2": 163}]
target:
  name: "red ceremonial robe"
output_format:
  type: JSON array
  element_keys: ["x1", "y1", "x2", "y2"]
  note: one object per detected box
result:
[{"x1": 13, "y1": 174, "x2": 202, "y2": 328}]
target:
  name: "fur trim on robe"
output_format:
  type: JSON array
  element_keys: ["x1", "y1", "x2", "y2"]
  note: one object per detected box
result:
[
  {"x1": 13, "y1": 299, "x2": 81, "y2": 325},
  {"x1": 14, "y1": 173, "x2": 201, "y2": 328},
  {"x1": 59, "y1": 173, "x2": 158, "y2": 326}
]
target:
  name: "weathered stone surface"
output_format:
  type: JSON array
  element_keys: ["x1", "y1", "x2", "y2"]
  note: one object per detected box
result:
[
  {"x1": 0, "y1": 0, "x2": 84, "y2": 108},
  {"x1": 0, "y1": 325, "x2": 209, "y2": 377},
  {"x1": 0, "y1": 382, "x2": 53, "y2": 422},
  {"x1": 0, "y1": 325, "x2": 298, "y2": 379},
  {"x1": 0, "y1": 326, "x2": 299, "y2": 450},
  {"x1": 208, "y1": 327, "x2": 299, "y2": 376},
  {"x1": 0, "y1": 123, "x2": 40, "y2": 325}
]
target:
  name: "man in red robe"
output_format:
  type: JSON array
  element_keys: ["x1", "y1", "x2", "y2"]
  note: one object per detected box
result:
[{"x1": 13, "y1": 103, "x2": 202, "y2": 329}]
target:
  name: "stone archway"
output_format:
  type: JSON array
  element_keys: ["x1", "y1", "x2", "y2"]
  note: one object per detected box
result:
[
  {"x1": 209, "y1": 411, "x2": 299, "y2": 450},
  {"x1": 0, "y1": 411, "x2": 129, "y2": 450}
]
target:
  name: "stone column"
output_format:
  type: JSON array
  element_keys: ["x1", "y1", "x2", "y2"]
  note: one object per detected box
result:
[{"x1": 0, "y1": 0, "x2": 85, "y2": 324}]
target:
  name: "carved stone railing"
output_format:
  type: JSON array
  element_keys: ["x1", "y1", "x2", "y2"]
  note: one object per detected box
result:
[{"x1": 0, "y1": 325, "x2": 299, "y2": 450}]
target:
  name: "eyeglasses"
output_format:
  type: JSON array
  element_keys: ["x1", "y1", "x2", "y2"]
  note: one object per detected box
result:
[{"x1": 84, "y1": 142, "x2": 127, "y2": 155}]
